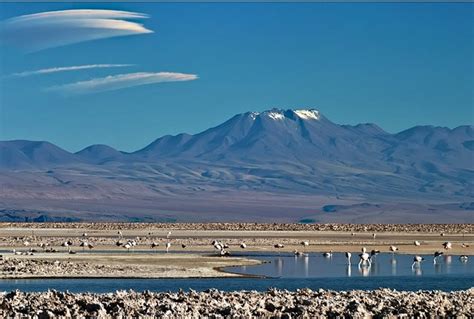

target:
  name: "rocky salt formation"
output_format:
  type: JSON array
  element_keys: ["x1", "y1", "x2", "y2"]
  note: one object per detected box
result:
[
  {"x1": 1, "y1": 222, "x2": 472, "y2": 233},
  {"x1": 0, "y1": 258, "x2": 152, "y2": 278},
  {"x1": 0, "y1": 288, "x2": 472, "y2": 318}
]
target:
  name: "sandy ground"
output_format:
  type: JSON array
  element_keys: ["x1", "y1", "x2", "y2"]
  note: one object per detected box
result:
[
  {"x1": 0, "y1": 225, "x2": 472, "y2": 278},
  {"x1": 0, "y1": 253, "x2": 260, "y2": 279}
]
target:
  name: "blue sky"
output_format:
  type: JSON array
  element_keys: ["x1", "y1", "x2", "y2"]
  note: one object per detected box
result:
[{"x1": 0, "y1": 2, "x2": 472, "y2": 152}]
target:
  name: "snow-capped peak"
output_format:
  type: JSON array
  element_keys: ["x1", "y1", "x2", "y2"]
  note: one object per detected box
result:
[
  {"x1": 249, "y1": 108, "x2": 321, "y2": 121},
  {"x1": 294, "y1": 109, "x2": 320, "y2": 120},
  {"x1": 267, "y1": 111, "x2": 285, "y2": 120}
]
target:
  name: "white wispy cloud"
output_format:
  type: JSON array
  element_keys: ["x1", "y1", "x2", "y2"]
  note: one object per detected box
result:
[
  {"x1": 46, "y1": 72, "x2": 198, "y2": 95},
  {"x1": 10, "y1": 64, "x2": 134, "y2": 78},
  {"x1": 1, "y1": 9, "x2": 153, "y2": 52}
]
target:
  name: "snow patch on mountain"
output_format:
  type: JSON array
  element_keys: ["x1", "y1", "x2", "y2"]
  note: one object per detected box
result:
[
  {"x1": 266, "y1": 111, "x2": 285, "y2": 120},
  {"x1": 294, "y1": 109, "x2": 320, "y2": 120}
]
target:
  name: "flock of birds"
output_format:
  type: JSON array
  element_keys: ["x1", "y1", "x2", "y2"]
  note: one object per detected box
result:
[{"x1": 10, "y1": 231, "x2": 471, "y2": 270}]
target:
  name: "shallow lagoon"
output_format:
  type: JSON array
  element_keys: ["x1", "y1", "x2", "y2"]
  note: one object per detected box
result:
[{"x1": 0, "y1": 253, "x2": 472, "y2": 293}]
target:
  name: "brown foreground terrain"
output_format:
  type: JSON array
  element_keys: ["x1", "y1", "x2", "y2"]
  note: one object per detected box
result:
[{"x1": 1, "y1": 288, "x2": 473, "y2": 318}]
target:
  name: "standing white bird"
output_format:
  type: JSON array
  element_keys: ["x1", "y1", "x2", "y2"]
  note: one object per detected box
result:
[
  {"x1": 123, "y1": 242, "x2": 132, "y2": 252},
  {"x1": 274, "y1": 243, "x2": 284, "y2": 249},
  {"x1": 433, "y1": 251, "x2": 444, "y2": 264},
  {"x1": 165, "y1": 242, "x2": 171, "y2": 253},
  {"x1": 412, "y1": 255, "x2": 424, "y2": 268},
  {"x1": 240, "y1": 242, "x2": 247, "y2": 249},
  {"x1": 389, "y1": 245, "x2": 398, "y2": 254},
  {"x1": 358, "y1": 252, "x2": 371, "y2": 267},
  {"x1": 372, "y1": 233, "x2": 376, "y2": 239},
  {"x1": 443, "y1": 242, "x2": 452, "y2": 250},
  {"x1": 61, "y1": 241, "x2": 70, "y2": 252},
  {"x1": 151, "y1": 242, "x2": 159, "y2": 252},
  {"x1": 414, "y1": 241, "x2": 421, "y2": 246},
  {"x1": 213, "y1": 241, "x2": 223, "y2": 251},
  {"x1": 294, "y1": 250, "x2": 306, "y2": 257},
  {"x1": 322, "y1": 251, "x2": 333, "y2": 258},
  {"x1": 361, "y1": 247, "x2": 367, "y2": 253},
  {"x1": 166, "y1": 231, "x2": 172, "y2": 239},
  {"x1": 300, "y1": 241, "x2": 309, "y2": 247},
  {"x1": 345, "y1": 252, "x2": 352, "y2": 265}
]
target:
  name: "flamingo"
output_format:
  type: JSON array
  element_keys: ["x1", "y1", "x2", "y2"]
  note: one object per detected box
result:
[
  {"x1": 345, "y1": 252, "x2": 352, "y2": 265},
  {"x1": 151, "y1": 241, "x2": 159, "y2": 252},
  {"x1": 240, "y1": 242, "x2": 247, "y2": 249},
  {"x1": 166, "y1": 231, "x2": 172, "y2": 239},
  {"x1": 414, "y1": 241, "x2": 421, "y2": 246},
  {"x1": 461, "y1": 243, "x2": 470, "y2": 248},
  {"x1": 165, "y1": 242, "x2": 171, "y2": 253},
  {"x1": 389, "y1": 245, "x2": 398, "y2": 254},
  {"x1": 300, "y1": 241, "x2": 309, "y2": 247},
  {"x1": 358, "y1": 252, "x2": 371, "y2": 267},
  {"x1": 412, "y1": 255, "x2": 424, "y2": 268},
  {"x1": 294, "y1": 250, "x2": 306, "y2": 257},
  {"x1": 370, "y1": 249, "x2": 380, "y2": 258},
  {"x1": 322, "y1": 251, "x2": 333, "y2": 258},
  {"x1": 123, "y1": 242, "x2": 132, "y2": 252},
  {"x1": 274, "y1": 243, "x2": 284, "y2": 249},
  {"x1": 61, "y1": 241, "x2": 70, "y2": 252},
  {"x1": 443, "y1": 242, "x2": 452, "y2": 250},
  {"x1": 372, "y1": 233, "x2": 376, "y2": 239},
  {"x1": 213, "y1": 241, "x2": 223, "y2": 251},
  {"x1": 181, "y1": 244, "x2": 187, "y2": 249},
  {"x1": 433, "y1": 251, "x2": 443, "y2": 264}
]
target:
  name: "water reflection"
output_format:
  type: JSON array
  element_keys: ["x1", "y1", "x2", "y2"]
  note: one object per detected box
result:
[
  {"x1": 228, "y1": 253, "x2": 473, "y2": 279},
  {"x1": 346, "y1": 264, "x2": 351, "y2": 277},
  {"x1": 274, "y1": 257, "x2": 283, "y2": 277},
  {"x1": 304, "y1": 256, "x2": 309, "y2": 277},
  {"x1": 390, "y1": 256, "x2": 397, "y2": 276},
  {"x1": 358, "y1": 265, "x2": 370, "y2": 277}
]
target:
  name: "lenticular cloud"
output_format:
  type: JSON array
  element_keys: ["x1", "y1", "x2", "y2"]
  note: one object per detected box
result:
[
  {"x1": 0, "y1": 9, "x2": 153, "y2": 52},
  {"x1": 47, "y1": 72, "x2": 199, "y2": 95}
]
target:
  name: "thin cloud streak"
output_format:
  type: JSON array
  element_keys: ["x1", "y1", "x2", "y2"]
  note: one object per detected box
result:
[
  {"x1": 10, "y1": 64, "x2": 134, "y2": 78},
  {"x1": 46, "y1": 72, "x2": 199, "y2": 95},
  {"x1": 1, "y1": 9, "x2": 153, "y2": 52}
]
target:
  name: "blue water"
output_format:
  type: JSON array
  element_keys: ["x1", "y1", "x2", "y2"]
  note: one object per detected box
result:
[
  {"x1": 0, "y1": 253, "x2": 472, "y2": 293},
  {"x1": 226, "y1": 252, "x2": 473, "y2": 278}
]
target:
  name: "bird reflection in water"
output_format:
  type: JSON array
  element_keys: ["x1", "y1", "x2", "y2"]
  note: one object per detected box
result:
[
  {"x1": 358, "y1": 265, "x2": 370, "y2": 277},
  {"x1": 444, "y1": 255, "x2": 452, "y2": 274},
  {"x1": 346, "y1": 264, "x2": 351, "y2": 277},
  {"x1": 434, "y1": 262, "x2": 442, "y2": 274},
  {"x1": 303, "y1": 255, "x2": 309, "y2": 277},
  {"x1": 390, "y1": 256, "x2": 397, "y2": 276},
  {"x1": 274, "y1": 257, "x2": 283, "y2": 277},
  {"x1": 412, "y1": 267, "x2": 422, "y2": 276}
]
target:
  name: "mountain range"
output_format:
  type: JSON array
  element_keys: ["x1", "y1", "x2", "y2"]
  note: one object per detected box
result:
[{"x1": 1, "y1": 109, "x2": 473, "y2": 223}]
